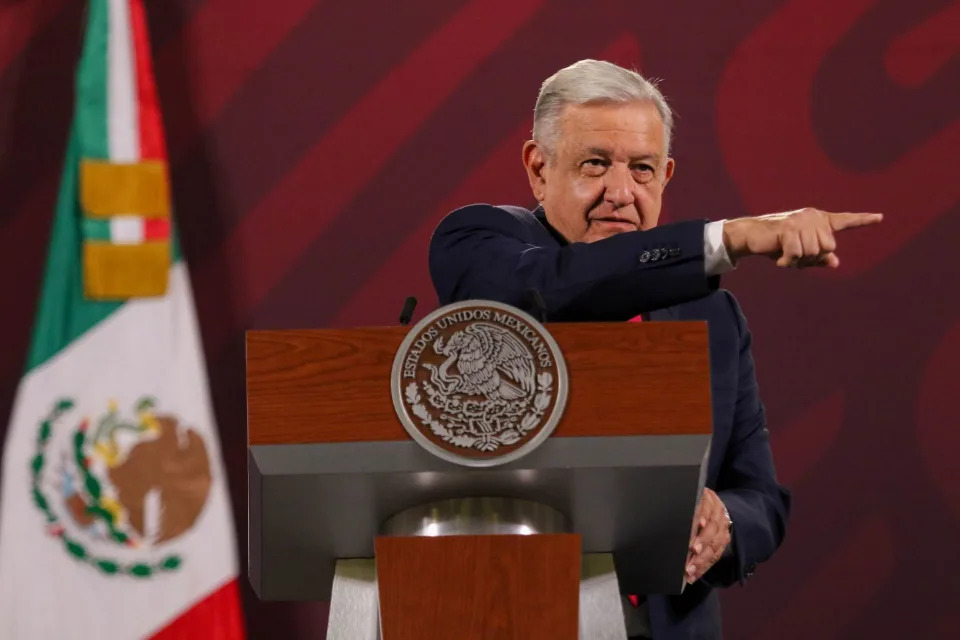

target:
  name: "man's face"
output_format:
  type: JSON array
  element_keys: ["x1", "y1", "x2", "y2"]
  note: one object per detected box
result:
[{"x1": 523, "y1": 101, "x2": 675, "y2": 243}]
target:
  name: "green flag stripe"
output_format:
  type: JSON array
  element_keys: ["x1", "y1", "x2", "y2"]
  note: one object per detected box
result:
[
  {"x1": 81, "y1": 218, "x2": 111, "y2": 241},
  {"x1": 76, "y1": 0, "x2": 109, "y2": 160},
  {"x1": 23, "y1": 0, "x2": 119, "y2": 373},
  {"x1": 25, "y1": 130, "x2": 123, "y2": 373}
]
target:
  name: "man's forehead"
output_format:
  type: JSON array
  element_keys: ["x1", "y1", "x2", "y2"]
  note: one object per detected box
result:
[{"x1": 558, "y1": 102, "x2": 666, "y2": 153}]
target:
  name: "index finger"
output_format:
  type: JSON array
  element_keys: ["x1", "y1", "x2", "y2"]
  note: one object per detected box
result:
[{"x1": 830, "y1": 212, "x2": 884, "y2": 231}]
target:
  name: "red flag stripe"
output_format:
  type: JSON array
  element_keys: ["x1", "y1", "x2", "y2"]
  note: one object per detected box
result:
[
  {"x1": 149, "y1": 578, "x2": 245, "y2": 640},
  {"x1": 128, "y1": 0, "x2": 166, "y2": 161},
  {"x1": 143, "y1": 217, "x2": 171, "y2": 240}
]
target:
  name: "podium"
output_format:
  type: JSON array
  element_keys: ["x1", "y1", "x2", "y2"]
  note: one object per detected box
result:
[{"x1": 247, "y1": 304, "x2": 712, "y2": 639}]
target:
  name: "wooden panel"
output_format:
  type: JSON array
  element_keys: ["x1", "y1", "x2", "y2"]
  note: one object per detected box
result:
[
  {"x1": 375, "y1": 534, "x2": 580, "y2": 640},
  {"x1": 246, "y1": 322, "x2": 711, "y2": 445}
]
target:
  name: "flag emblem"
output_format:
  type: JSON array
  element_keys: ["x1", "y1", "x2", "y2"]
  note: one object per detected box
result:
[{"x1": 31, "y1": 397, "x2": 213, "y2": 579}]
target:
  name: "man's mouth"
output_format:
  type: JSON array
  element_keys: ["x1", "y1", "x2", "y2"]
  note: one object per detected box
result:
[{"x1": 590, "y1": 218, "x2": 637, "y2": 230}]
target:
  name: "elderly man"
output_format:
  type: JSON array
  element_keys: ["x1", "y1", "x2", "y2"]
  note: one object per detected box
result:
[{"x1": 428, "y1": 60, "x2": 881, "y2": 639}]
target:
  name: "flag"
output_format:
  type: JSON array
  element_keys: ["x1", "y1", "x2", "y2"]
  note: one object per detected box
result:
[{"x1": 0, "y1": 1, "x2": 245, "y2": 638}]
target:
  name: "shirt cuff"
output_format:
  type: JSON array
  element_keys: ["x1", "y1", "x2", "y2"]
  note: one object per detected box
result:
[{"x1": 704, "y1": 220, "x2": 735, "y2": 276}]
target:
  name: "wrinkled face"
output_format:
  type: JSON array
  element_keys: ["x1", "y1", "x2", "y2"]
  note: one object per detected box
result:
[{"x1": 523, "y1": 101, "x2": 675, "y2": 243}]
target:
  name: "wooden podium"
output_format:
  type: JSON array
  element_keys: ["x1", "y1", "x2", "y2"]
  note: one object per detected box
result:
[{"x1": 247, "y1": 317, "x2": 712, "y2": 639}]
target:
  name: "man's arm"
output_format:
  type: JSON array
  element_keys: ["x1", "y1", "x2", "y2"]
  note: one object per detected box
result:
[
  {"x1": 429, "y1": 204, "x2": 718, "y2": 320},
  {"x1": 701, "y1": 291, "x2": 792, "y2": 587}
]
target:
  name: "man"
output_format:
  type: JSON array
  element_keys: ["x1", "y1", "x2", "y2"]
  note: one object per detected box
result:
[{"x1": 428, "y1": 59, "x2": 882, "y2": 639}]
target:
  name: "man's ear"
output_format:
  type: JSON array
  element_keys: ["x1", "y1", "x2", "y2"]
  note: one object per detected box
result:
[
  {"x1": 661, "y1": 157, "x2": 675, "y2": 191},
  {"x1": 522, "y1": 140, "x2": 548, "y2": 202}
]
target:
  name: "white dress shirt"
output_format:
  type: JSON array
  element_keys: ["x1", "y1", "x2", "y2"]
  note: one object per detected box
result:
[{"x1": 704, "y1": 220, "x2": 736, "y2": 276}]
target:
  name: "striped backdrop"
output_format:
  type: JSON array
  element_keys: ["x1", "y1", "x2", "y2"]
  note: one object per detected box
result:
[{"x1": 2, "y1": 1, "x2": 959, "y2": 637}]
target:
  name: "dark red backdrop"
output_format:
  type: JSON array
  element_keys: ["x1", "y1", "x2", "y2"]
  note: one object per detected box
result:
[{"x1": 2, "y1": 0, "x2": 958, "y2": 637}]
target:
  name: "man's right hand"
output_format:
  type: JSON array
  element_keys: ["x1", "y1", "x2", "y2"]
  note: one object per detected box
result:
[{"x1": 722, "y1": 208, "x2": 883, "y2": 268}]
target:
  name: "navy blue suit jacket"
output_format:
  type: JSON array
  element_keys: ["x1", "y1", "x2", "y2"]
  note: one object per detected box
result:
[{"x1": 429, "y1": 204, "x2": 791, "y2": 640}]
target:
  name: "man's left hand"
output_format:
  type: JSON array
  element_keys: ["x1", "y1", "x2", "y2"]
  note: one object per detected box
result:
[{"x1": 685, "y1": 488, "x2": 732, "y2": 583}]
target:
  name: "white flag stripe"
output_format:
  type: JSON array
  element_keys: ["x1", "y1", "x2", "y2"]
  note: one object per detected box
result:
[
  {"x1": 107, "y1": 0, "x2": 139, "y2": 162},
  {"x1": 109, "y1": 215, "x2": 144, "y2": 243}
]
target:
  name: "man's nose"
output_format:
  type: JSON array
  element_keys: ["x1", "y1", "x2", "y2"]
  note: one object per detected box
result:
[{"x1": 603, "y1": 165, "x2": 634, "y2": 209}]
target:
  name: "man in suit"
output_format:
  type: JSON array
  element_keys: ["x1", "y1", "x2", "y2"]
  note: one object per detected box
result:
[{"x1": 428, "y1": 59, "x2": 882, "y2": 639}]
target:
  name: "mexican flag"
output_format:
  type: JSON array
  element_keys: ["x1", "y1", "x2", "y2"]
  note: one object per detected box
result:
[{"x1": 0, "y1": 1, "x2": 245, "y2": 638}]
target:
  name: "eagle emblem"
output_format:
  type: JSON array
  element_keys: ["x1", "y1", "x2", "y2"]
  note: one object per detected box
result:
[
  {"x1": 392, "y1": 301, "x2": 568, "y2": 467},
  {"x1": 425, "y1": 323, "x2": 536, "y2": 402}
]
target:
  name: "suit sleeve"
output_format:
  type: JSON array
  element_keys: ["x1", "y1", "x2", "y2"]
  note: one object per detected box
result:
[
  {"x1": 429, "y1": 204, "x2": 719, "y2": 320},
  {"x1": 703, "y1": 292, "x2": 792, "y2": 588}
]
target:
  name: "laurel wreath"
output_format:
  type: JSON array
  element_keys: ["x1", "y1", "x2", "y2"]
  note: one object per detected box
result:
[
  {"x1": 30, "y1": 398, "x2": 183, "y2": 578},
  {"x1": 405, "y1": 372, "x2": 554, "y2": 452}
]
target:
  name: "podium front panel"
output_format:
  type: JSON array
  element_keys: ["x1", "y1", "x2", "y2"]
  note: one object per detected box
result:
[{"x1": 249, "y1": 434, "x2": 707, "y2": 600}]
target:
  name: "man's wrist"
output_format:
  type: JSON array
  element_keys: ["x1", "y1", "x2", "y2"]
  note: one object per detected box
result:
[
  {"x1": 721, "y1": 218, "x2": 748, "y2": 263},
  {"x1": 721, "y1": 502, "x2": 734, "y2": 557}
]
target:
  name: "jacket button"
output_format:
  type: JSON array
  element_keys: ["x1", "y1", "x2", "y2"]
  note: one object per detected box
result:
[
  {"x1": 639, "y1": 251, "x2": 651, "y2": 263},
  {"x1": 651, "y1": 248, "x2": 661, "y2": 260},
  {"x1": 669, "y1": 248, "x2": 681, "y2": 257}
]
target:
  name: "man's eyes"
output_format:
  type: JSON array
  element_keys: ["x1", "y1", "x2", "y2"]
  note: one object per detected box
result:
[{"x1": 580, "y1": 160, "x2": 655, "y2": 180}]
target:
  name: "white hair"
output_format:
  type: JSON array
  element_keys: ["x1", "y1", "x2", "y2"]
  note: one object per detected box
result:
[{"x1": 532, "y1": 59, "x2": 674, "y2": 158}]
